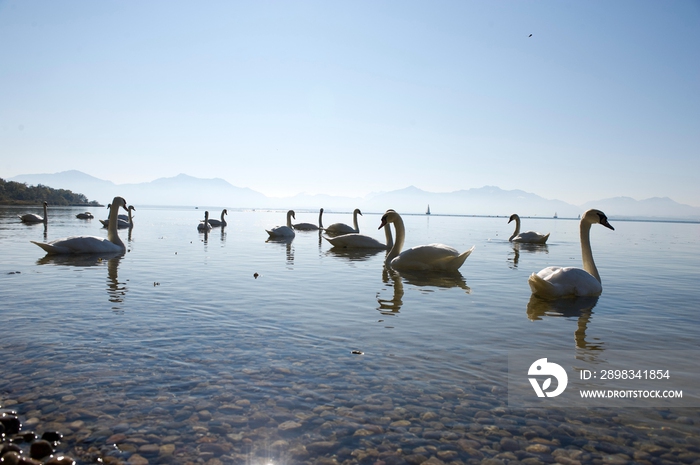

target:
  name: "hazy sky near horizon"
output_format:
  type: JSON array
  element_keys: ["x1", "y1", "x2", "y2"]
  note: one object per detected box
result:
[{"x1": 1, "y1": 1, "x2": 699, "y2": 206}]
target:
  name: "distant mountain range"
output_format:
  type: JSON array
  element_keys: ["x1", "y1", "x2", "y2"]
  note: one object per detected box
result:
[{"x1": 7, "y1": 170, "x2": 700, "y2": 221}]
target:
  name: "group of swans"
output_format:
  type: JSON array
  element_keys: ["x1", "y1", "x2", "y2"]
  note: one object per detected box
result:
[
  {"x1": 19, "y1": 201, "x2": 48, "y2": 224},
  {"x1": 31, "y1": 196, "x2": 130, "y2": 255},
  {"x1": 197, "y1": 208, "x2": 228, "y2": 231},
  {"x1": 101, "y1": 205, "x2": 135, "y2": 229}
]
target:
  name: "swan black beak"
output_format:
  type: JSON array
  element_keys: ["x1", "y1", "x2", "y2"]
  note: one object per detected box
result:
[
  {"x1": 378, "y1": 218, "x2": 387, "y2": 230},
  {"x1": 601, "y1": 219, "x2": 614, "y2": 231}
]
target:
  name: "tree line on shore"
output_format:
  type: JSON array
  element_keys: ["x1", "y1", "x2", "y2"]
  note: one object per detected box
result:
[{"x1": 0, "y1": 178, "x2": 101, "y2": 206}]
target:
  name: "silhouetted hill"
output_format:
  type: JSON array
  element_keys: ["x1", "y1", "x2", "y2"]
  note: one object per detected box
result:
[{"x1": 7, "y1": 171, "x2": 699, "y2": 220}]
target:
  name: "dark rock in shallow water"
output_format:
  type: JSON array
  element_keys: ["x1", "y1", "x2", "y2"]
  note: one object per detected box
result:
[
  {"x1": 29, "y1": 439, "x2": 54, "y2": 459},
  {"x1": 45, "y1": 456, "x2": 77, "y2": 465},
  {"x1": 40, "y1": 431, "x2": 63, "y2": 444},
  {"x1": 0, "y1": 414, "x2": 21, "y2": 435}
]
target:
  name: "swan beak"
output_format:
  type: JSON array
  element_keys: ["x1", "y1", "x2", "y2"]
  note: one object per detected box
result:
[
  {"x1": 601, "y1": 219, "x2": 614, "y2": 231},
  {"x1": 378, "y1": 218, "x2": 387, "y2": 230},
  {"x1": 507, "y1": 218, "x2": 513, "y2": 224}
]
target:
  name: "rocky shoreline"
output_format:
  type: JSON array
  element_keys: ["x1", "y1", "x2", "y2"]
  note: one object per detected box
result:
[{"x1": 3, "y1": 391, "x2": 700, "y2": 465}]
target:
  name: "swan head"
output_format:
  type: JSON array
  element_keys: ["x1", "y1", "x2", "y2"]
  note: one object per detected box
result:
[
  {"x1": 204, "y1": 211, "x2": 209, "y2": 219},
  {"x1": 583, "y1": 209, "x2": 614, "y2": 230},
  {"x1": 288, "y1": 210, "x2": 296, "y2": 220},
  {"x1": 320, "y1": 208, "x2": 324, "y2": 213},
  {"x1": 223, "y1": 209, "x2": 228, "y2": 215},
  {"x1": 128, "y1": 205, "x2": 136, "y2": 212},
  {"x1": 378, "y1": 209, "x2": 399, "y2": 229},
  {"x1": 354, "y1": 208, "x2": 362, "y2": 216},
  {"x1": 43, "y1": 201, "x2": 48, "y2": 207},
  {"x1": 508, "y1": 214, "x2": 519, "y2": 224},
  {"x1": 112, "y1": 197, "x2": 129, "y2": 212}
]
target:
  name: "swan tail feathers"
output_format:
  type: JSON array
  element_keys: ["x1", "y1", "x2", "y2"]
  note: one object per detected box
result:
[
  {"x1": 528, "y1": 273, "x2": 557, "y2": 299},
  {"x1": 31, "y1": 241, "x2": 64, "y2": 254},
  {"x1": 541, "y1": 233, "x2": 550, "y2": 244}
]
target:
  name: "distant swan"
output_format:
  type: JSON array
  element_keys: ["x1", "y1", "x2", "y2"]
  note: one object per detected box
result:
[
  {"x1": 198, "y1": 211, "x2": 213, "y2": 231},
  {"x1": 325, "y1": 208, "x2": 361, "y2": 236},
  {"x1": 208, "y1": 209, "x2": 227, "y2": 227},
  {"x1": 323, "y1": 219, "x2": 393, "y2": 249},
  {"x1": 508, "y1": 214, "x2": 549, "y2": 244},
  {"x1": 266, "y1": 210, "x2": 296, "y2": 238},
  {"x1": 379, "y1": 209, "x2": 475, "y2": 271},
  {"x1": 19, "y1": 201, "x2": 48, "y2": 224},
  {"x1": 528, "y1": 209, "x2": 614, "y2": 299},
  {"x1": 31, "y1": 196, "x2": 129, "y2": 254},
  {"x1": 76, "y1": 212, "x2": 94, "y2": 219},
  {"x1": 294, "y1": 208, "x2": 324, "y2": 231},
  {"x1": 100, "y1": 205, "x2": 135, "y2": 229}
]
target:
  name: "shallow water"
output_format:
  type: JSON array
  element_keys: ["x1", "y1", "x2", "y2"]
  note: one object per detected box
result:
[{"x1": 1, "y1": 206, "x2": 699, "y2": 464}]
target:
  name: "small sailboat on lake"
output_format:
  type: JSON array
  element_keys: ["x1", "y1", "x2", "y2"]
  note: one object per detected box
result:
[{"x1": 426, "y1": 205, "x2": 431, "y2": 215}]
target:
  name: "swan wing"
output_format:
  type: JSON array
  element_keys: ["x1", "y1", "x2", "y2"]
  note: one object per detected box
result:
[
  {"x1": 324, "y1": 233, "x2": 385, "y2": 249},
  {"x1": 324, "y1": 223, "x2": 357, "y2": 236},
  {"x1": 32, "y1": 236, "x2": 125, "y2": 255},
  {"x1": 392, "y1": 244, "x2": 474, "y2": 271},
  {"x1": 528, "y1": 266, "x2": 602, "y2": 299},
  {"x1": 293, "y1": 222, "x2": 319, "y2": 231},
  {"x1": 267, "y1": 226, "x2": 295, "y2": 238},
  {"x1": 513, "y1": 231, "x2": 550, "y2": 244}
]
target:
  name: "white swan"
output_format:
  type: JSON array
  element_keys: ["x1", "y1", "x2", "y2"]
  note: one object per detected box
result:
[
  {"x1": 293, "y1": 208, "x2": 324, "y2": 231},
  {"x1": 528, "y1": 209, "x2": 614, "y2": 299},
  {"x1": 197, "y1": 211, "x2": 213, "y2": 231},
  {"x1": 31, "y1": 196, "x2": 129, "y2": 254},
  {"x1": 76, "y1": 212, "x2": 94, "y2": 219},
  {"x1": 266, "y1": 210, "x2": 296, "y2": 238},
  {"x1": 323, "y1": 219, "x2": 393, "y2": 249},
  {"x1": 100, "y1": 205, "x2": 134, "y2": 229},
  {"x1": 19, "y1": 201, "x2": 48, "y2": 224},
  {"x1": 379, "y1": 209, "x2": 475, "y2": 271},
  {"x1": 508, "y1": 214, "x2": 549, "y2": 244},
  {"x1": 325, "y1": 208, "x2": 362, "y2": 236},
  {"x1": 208, "y1": 209, "x2": 227, "y2": 227}
]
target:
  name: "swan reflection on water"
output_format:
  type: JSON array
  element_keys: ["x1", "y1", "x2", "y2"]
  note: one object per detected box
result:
[
  {"x1": 508, "y1": 243, "x2": 549, "y2": 269},
  {"x1": 326, "y1": 247, "x2": 386, "y2": 262},
  {"x1": 36, "y1": 253, "x2": 128, "y2": 311},
  {"x1": 265, "y1": 236, "x2": 295, "y2": 264},
  {"x1": 377, "y1": 268, "x2": 471, "y2": 315},
  {"x1": 526, "y1": 294, "x2": 603, "y2": 352}
]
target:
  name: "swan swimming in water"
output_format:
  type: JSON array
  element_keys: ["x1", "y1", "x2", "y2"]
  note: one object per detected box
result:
[
  {"x1": 31, "y1": 196, "x2": 129, "y2": 254},
  {"x1": 19, "y1": 201, "x2": 48, "y2": 224},
  {"x1": 266, "y1": 210, "x2": 296, "y2": 238},
  {"x1": 198, "y1": 211, "x2": 213, "y2": 232},
  {"x1": 528, "y1": 209, "x2": 614, "y2": 299},
  {"x1": 325, "y1": 208, "x2": 362, "y2": 236},
  {"x1": 323, "y1": 218, "x2": 393, "y2": 249},
  {"x1": 76, "y1": 212, "x2": 94, "y2": 219},
  {"x1": 378, "y1": 209, "x2": 475, "y2": 271},
  {"x1": 508, "y1": 214, "x2": 549, "y2": 244},
  {"x1": 207, "y1": 209, "x2": 227, "y2": 227},
  {"x1": 293, "y1": 208, "x2": 324, "y2": 231}
]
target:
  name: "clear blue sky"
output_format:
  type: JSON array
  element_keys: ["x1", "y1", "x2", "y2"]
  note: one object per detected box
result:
[{"x1": 1, "y1": 0, "x2": 699, "y2": 206}]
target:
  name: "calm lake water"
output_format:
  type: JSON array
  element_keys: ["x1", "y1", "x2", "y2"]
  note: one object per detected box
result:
[{"x1": 1, "y1": 205, "x2": 699, "y2": 464}]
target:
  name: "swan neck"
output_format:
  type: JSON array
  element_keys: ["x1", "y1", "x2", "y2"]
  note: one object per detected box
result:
[
  {"x1": 107, "y1": 202, "x2": 125, "y2": 247},
  {"x1": 318, "y1": 209, "x2": 323, "y2": 228},
  {"x1": 43, "y1": 203, "x2": 48, "y2": 222},
  {"x1": 580, "y1": 220, "x2": 600, "y2": 282},
  {"x1": 509, "y1": 216, "x2": 521, "y2": 241},
  {"x1": 386, "y1": 216, "x2": 405, "y2": 264},
  {"x1": 353, "y1": 210, "x2": 359, "y2": 231},
  {"x1": 384, "y1": 221, "x2": 394, "y2": 249},
  {"x1": 286, "y1": 211, "x2": 293, "y2": 228}
]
